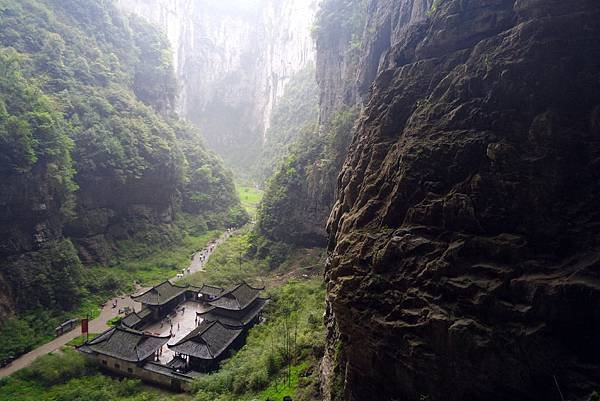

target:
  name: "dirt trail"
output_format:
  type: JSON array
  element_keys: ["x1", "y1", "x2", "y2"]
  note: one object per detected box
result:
[{"x1": 0, "y1": 229, "x2": 235, "y2": 378}]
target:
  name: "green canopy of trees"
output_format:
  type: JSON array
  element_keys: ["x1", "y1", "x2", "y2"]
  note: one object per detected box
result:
[{"x1": 0, "y1": 0, "x2": 245, "y2": 339}]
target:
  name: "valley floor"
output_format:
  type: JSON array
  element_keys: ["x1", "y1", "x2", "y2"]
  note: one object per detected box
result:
[
  {"x1": 1, "y1": 185, "x2": 325, "y2": 401},
  {"x1": 0, "y1": 295, "x2": 137, "y2": 378},
  {"x1": 0, "y1": 227, "x2": 236, "y2": 378}
]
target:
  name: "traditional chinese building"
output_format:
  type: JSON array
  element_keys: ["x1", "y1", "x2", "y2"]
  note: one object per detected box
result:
[
  {"x1": 78, "y1": 325, "x2": 169, "y2": 374},
  {"x1": 192, "y1": 284, "x2": 224, "y2": 301},
  {"x1": 80, "y1": 281, "x2": 267, "y2": 391},
  {"x1": 78, "y1": 325, "x2": 201, "y2": 391},
  {"x1": 168, "y1": 320, "x2": 243, "y2": 372},
  {"x1": 131, "y1": 280, "x2": 189, "y2": 321},
  {"x1": 121, "y1": 308, "x2": 152, "y2": 330},
  {"x1": 197, "y1": 282, "x2": 269, "y2": 329}
]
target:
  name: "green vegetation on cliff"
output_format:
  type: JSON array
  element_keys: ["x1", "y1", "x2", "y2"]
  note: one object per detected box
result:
[
  {"x1": 0, "y1": 0, "x2": 246, "y2": 362},
  {"x1": 251, "y1": 0, "x2": 366, "y2": 252},
  {"x1": 255, "y1": 66, "x2": 319, "y2": 182},
  {"x1": 0, "y1": 47, "x2": 77, "y2": 254},
  {"x1": 312, "y1": 0, "x2": 368, "y2": 51},
  {"x1": 255, "y1": 108, "x2": 358, "y2": 249}
]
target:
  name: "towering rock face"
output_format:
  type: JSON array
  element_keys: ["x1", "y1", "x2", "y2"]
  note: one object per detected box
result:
[
  {"x1": 115, "y1": 0, "x2": 318, "y2": 171},
  {"x1": 253, "y1": 0, "x2": 367, "y2": 248},
  {"x1": 324, "y1": 0, "x2": 600, "y2": 400}
]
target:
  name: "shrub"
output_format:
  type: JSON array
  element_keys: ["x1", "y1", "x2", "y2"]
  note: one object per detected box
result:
[
  {"x1": 19, "y1": 349, "x2": 94, "y2": 387},
  {"x1": 248, "y1": 368, "x2": 269, "y2": 391},
  {"x1": 115, "y1": 378, "x2": 142, "y2": 397}
]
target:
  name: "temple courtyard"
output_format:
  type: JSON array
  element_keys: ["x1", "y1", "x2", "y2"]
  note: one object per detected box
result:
[
  {"x1": 77, "y1": 281, "x2": 268, "y2": 392},
  {"x1": 142, "y1": 300, "x2": 211, "y2": 364}
]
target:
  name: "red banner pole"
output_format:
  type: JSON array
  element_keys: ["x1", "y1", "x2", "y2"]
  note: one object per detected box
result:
[{"x1": 81, "y1": 315, "x2": 89, "y2": 343}]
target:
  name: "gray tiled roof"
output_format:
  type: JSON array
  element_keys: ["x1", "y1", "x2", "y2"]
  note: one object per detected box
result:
[
  {"x1": 78, "y1": 326, "x2": 169, "y2": 362},
  {"x1": 131, "y1": 280, "x2": 188, "y2": 306},
  {"x1": 138, "y1": 308, "x2": 152, "y2": 319},
  {"x1": 198, "y1": 284, "x2": 224, "y2": 297},
  {"x1": 200, "y1": 298, "x2": 269, "y2": 328},
  {"x1": 197, "y1": 310, "x2": 242, "y2": 328},
  {"x1": 121, "y1": 308, "x2": 152, "y2": 328},
  {"x1": 168, "y1": 321, "x2": 242, "y2": 360},
  {"x1": 121, "y1": 312, "x2": 142, "y2": 328},
  {"x1": 208, "y1": 282, "x2": 263, "y2": 311}
]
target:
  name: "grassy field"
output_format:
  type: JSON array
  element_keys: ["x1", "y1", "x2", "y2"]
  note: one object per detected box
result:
[
  {"x1": 106, "y1": 230, "x2": 221, "y2": 289},
  {"x1": 65, "y1": 334, "x2": 101, "y2": 347},
  {"x1": 67, "y1": 229, "x2": 222, "y2": 324},
  {"x1": 236, "y1": 184, "x2": 264, "y2": 218},
  {"x1": 0, "y1": 350, "x2": 192, "y2": 401},
  {"x1": 177, "y1": 226, "x2": 324, "y2": 289}
]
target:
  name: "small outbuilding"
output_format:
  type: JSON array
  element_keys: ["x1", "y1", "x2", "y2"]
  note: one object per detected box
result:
[
  {"x1": 78, "y1": 326, "x2": 169, "y2": 372},
  {"x1": 120, "y1": 308, "x2": 152, "y2": 330}
]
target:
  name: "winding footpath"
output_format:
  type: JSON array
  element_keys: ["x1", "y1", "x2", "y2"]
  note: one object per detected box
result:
[
  {"x1": 186, "y1": 228, "x2": 234, "y2": 276},
  {"x1": 0, "y1": 229, "x2": 233, "y2": 378}
]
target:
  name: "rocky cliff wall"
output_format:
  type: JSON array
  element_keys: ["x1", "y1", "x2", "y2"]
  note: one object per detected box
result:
[
  {"x1": 323, "y1": 0, "x2": 600, "y2": 400},
  {"x1": 115, "y1": 0, "x2": 318, "y2": 171},
  {"x1": 253, "y1": 0, "x2": 367, "y2": 248}
]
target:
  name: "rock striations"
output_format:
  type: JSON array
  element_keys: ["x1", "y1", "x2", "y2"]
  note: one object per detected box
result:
[{"x1": 323, "y1": 0, "x2": 600, "y2": 400}]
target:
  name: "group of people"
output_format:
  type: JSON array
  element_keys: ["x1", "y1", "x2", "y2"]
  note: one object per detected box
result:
[
  {"x1": 159, "y1": 316, "x2": 179, "y2": 337},
  {"x1": 185, "y1": 227, "x2": 237, "y2": 276},
  {"x1": 157, "y1": 304, "x2": 199, "y2": 339}
]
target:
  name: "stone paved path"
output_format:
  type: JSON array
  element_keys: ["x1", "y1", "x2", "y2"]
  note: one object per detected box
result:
[
  {"x1": 185, "y1": 229, "x2": 234, "y2": 276},
  {"x1": 0, "y1": 294, "x2": 138, "y2": 378}
]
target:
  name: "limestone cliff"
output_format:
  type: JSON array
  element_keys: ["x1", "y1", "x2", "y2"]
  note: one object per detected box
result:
[
  {"x1": 253, "y1": 0, "x2": 367, "y2": 248},
  {"x1": 115, "y1": 0, "x2": 318, "y2": 171},
  {"x1": 324, "y1": 0, "x2": 600, "y2": 400}
]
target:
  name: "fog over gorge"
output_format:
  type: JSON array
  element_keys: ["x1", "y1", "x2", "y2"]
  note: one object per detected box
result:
[
  {"x1": 0, "y1": 1, "x2": 599, "y2": 401},
  {"x1": 116, "y1": 0, "x2": 319, "y2": 172}
]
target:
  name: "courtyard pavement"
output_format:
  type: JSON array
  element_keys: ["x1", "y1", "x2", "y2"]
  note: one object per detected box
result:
[{"x1": 142, "y1": 300, "x2": 211, "y2": 364}]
